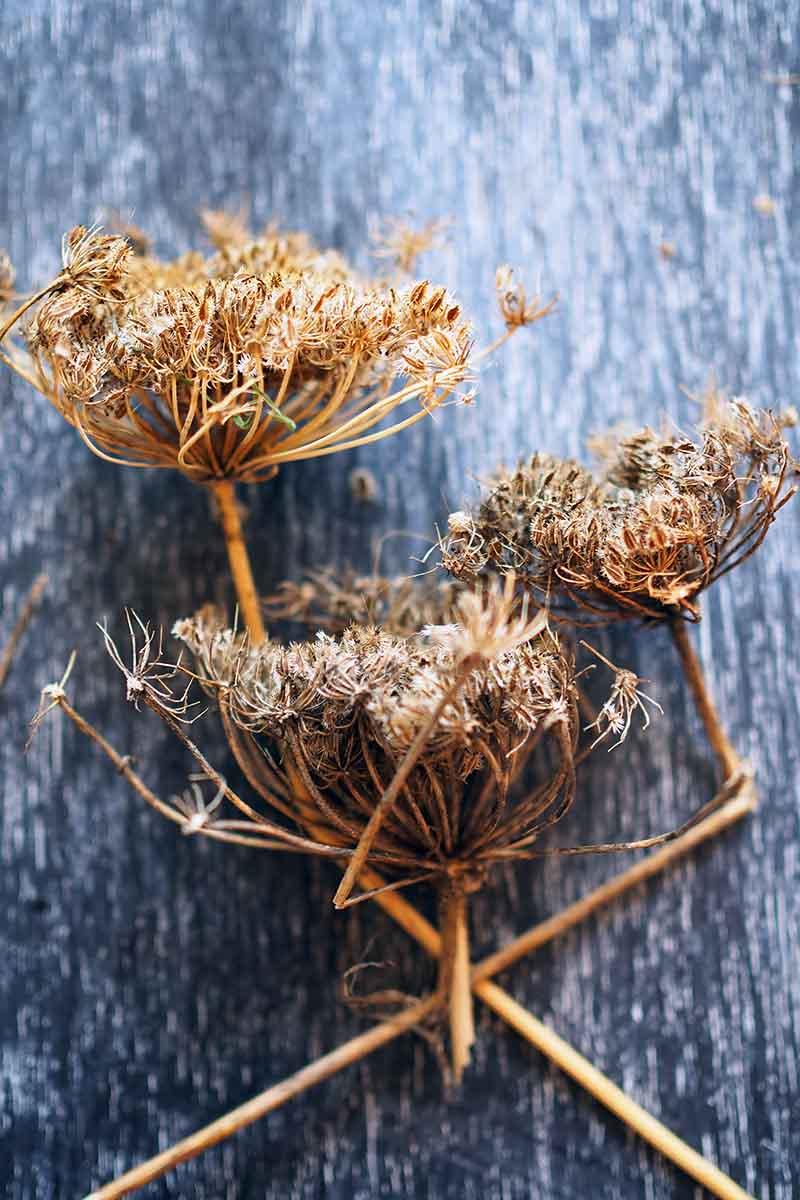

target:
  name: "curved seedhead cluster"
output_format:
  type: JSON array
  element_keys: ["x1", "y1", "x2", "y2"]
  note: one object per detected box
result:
[
  {"x1": 4, "y1": 218, "x2": 474, "y2": 483},
  {"x1": 440, "y1": 398, "x2": 797, "y2": 622},
  {"x1": 171, "y1": 582, "x2": 581, "y2": 892}
]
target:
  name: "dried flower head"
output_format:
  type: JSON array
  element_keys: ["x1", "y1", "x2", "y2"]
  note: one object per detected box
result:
[
  {"x1": 264, "y1": 567, "x2": 467, "y2": 634},
  {"x1": 2, "y1": 215, "x2": 475, "y2": 483},
  {"x1": 164, "y1": 575, "x2": 661, "y2": 898},
  {"x1": 494, "y1": 266, "x2": 558, "y2": 331},
  {"x1": 372, "y1": 218, "x2": 447, "y2": 274},
  {"x1": 440, "y1": 397, "x2": 796, "y2": 622},
  {"x1": 41, "y1": 577, "x2": 676, "y2": 1083}
]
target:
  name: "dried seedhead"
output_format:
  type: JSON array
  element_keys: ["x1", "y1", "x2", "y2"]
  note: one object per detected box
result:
[
  {"x1": 170, "y1": 580, "x2": 580, "y2": 893},
  {"x1": 494, "y1": 266, "x2": 558, "y2": 331},
  {"x1": 164, "y1": 575, "x2": 663, "y2": 903},
  {"x1": 372, "y1": 218, "x2": 447, "y2": 274},
  {"x1": 2, "y1": 216, "x2": 475, "y2": 484},
  {"x1": 440, "y1": 397, "x2": 796, "y2": 622}
]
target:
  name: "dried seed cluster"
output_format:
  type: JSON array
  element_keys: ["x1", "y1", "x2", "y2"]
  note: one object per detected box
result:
[
  {"x1": 440, "y1": 398, "x2": 796, "y2": 621},
  {"x1": 7, "y1": 216, "x2": 474, "y2": 483},
  {"x1": 167, "y1": 581, "x2": 585, "y2": 888}
]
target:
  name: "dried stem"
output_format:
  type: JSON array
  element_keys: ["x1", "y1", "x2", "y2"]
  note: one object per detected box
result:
[
  {"x1": 670, "y1": 619, "x2": 741, "y2": 781},
  {"x1": 212, "y1": 480, "x2": 266, "y2": 645},
  {"x1": 438, "y1": 885, "x2": 475, "y2": 1083},
  {"x1": 472, "y1": 772, "x2": 754, "y2": 982},
  {"x1": 0, "y1": 574, "x2": 47, "y2": 693},
  {"x1": 475, "y1": 984, "x2": 753, "y2": 1200},
  {"x1": 84, "y1": 995, "x2": 440, "y2": 1200},
  {"x1": 77, "y1": 778, "x2": 753, "y2": 1199}
]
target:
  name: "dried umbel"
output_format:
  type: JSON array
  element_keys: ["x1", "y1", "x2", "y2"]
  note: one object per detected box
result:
[
  {"x1": 41, "y1": 577, "x2": 716, "y2": 1085},
  {"x1": 440, "y1": 398, "x2": 796, "y2": 623},
  {"x1": 1, "y1": 217, "x2": 552, "y2": 644},
  {"x1": 169, "y1": 580, "x2": 580, "y2": 895},
  {"x1": 5, "y1": 220, "x2": 472, "y2": 483},
  {"x1": 264, "y1": 566, "x2": 467, "y2": 635},
  {"x1": 440, "y1": 396, "x2": 796, "y2": 786}
]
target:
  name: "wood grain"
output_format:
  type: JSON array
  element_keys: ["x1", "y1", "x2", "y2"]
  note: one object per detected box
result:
[{"x1": 1, "y1": 2, "x2": 798, "y2": 1196}]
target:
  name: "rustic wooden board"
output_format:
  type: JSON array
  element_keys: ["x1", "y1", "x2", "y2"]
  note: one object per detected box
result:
[{"x1": 1, "y1": 2, "x2": 798, "y2": 1196}]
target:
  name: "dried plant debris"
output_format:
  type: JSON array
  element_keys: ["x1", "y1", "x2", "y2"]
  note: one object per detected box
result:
[
  {"x1": 0, "y1": 574, "x2": 47, "y2": 694},
  {"x1": 440, "y1": 398, "x2": 797, "y2": 622},
  {"x1": 371, "y1": 217, "x2": 447, "y2": 275},
  {"x1": 0, "y1": 217, "x2": 477, "y2": 483},
  {"x1": 264, "y1": 567, "x2": 467, "y2": 634}
]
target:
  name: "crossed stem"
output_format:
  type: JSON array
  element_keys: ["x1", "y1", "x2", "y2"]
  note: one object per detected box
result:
[{"x1": 79, "y1": 764, "x2": 755, "y2": 1200}]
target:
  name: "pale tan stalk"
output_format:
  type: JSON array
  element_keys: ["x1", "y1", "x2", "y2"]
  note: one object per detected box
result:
[
  {"x1": 84, "y1": 996, "x2": 439, "y2": 1200},
  {"x1": 670, "y1": 619, "x2": 742, "y2": 780},
  {"x1": 437, "y1": 886, "x2": 475, "y2": 1082},
  {"x1": 0, "y1": 574, "x2": 47, "y2": 692},
  {"x1": 212, "y1": 479, "x2": 266, "y2": 645},
  {"x1": 476, "y1": 984, "x2": 753, "y2": 1200}
]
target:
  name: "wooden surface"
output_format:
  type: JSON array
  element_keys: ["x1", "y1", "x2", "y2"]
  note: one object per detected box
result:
[{"x1": 1, "y1": 3, "x2": 799, "y2": 1196}]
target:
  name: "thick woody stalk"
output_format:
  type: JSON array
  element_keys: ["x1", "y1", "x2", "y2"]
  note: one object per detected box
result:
[
  {"x1": 212, "y1": 479, "x2": 266, "y2": 645},
  {"x1": 438, "y1": 885, "x2": 475, "y2": 1083}
]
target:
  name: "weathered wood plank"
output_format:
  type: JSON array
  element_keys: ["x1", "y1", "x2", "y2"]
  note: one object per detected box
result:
[{"x1": 1, "y1": 2, "x2": 798, "y2": 1196}]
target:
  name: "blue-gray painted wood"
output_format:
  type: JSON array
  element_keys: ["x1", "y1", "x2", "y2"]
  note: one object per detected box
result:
[{"x1": 1, "y1": 3, "x2": 798, "y2": 1196}]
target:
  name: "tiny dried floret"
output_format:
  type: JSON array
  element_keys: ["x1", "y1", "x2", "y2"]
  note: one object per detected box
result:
[
  {"x1": 372, "y1": 217, "x2": 447, "y2": 274},
  {"x1": 495, "y1": 266, "x2": 558, "y2": 330}
]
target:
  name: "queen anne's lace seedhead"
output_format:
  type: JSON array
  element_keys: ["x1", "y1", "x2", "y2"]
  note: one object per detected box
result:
[
  {"x1": 440, "y1": 398, "x2": 797, "y2": 622},
  {"x1": 4, "y1": 217, "x2": 474, "y2": 484},
  {"x1": 168, "y1": 580, "x2": 582, "y2": 888}
]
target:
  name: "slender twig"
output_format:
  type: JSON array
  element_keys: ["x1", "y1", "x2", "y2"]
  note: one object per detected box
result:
[
  {"x1": 0, "y1": 573, "x2": 47, "y2": 693},
  {"x1": 471, "y1": 775, "x2": 754, "y2": 982},
  {"x1": 670, "y1": 619, "x2": 741, "y2": 781},
  {"x1": 83, "y1": 995, "x2": 440, "y2": 1200},
  {"x1": 212, "y1": 480, "x2": 266, "y2": 644},
  {"x1": 475, "y1": 984, "x2": 753, "y2": 1200}
]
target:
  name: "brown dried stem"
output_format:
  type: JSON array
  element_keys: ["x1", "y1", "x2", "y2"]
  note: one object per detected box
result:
[
  {"x1": 670, "y1": 618, "x2": 741, "y2": 781},
  {"x1": 0, "y1": 574, "x2": 47, "y2": 693},
  {"x1": 85, "y1": 994, "x2": 440, "y2": 1200},
  {"x1": 437, "y1": 884, "x2": 475, "y2": 1082},
  {"x1": 212, "y1": 480, "x2": 266, "y2": 644},
  {"x1": 84, "y1": 783, "x2": 754, "y2": 1200}
]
